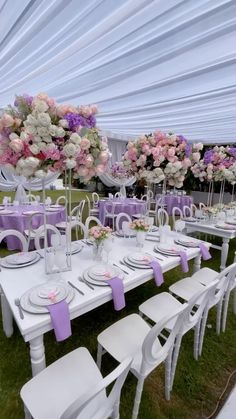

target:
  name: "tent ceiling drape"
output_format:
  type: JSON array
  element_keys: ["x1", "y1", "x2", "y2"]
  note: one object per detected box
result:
[{"x1": 0, "y1": 0, "x2": 235, "y2": 143}]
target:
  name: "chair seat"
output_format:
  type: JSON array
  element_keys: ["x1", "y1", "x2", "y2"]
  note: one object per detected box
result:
[
  {"x1": 105, "y1": 214, "x2": 117, "y2": 219},
  {"x1": 21, "y1": 347, "x2": 106, "y2": 419},
  {"x1": 56, "y1": 220, "x2": 77, "y2": 229},
  {"x1": 139, "y1": 292, "x2": 183, "y2": 329},
  {"x1": 90, "y1": 209, "x2": 99, "y2": 215},
  {"x1": 169, "y1": 277, "x2": 206, "y2": 302},
  {"x1": 24, "y1": 229, "x2": 42, "y2": 238},
  {"x1": 132, "y1": 213, "x2": 143, "y2": 219},
  {"x1": 97, "y1": 313, "x2": 161, "y2": 376},
  {"x1": 191, "y1": 267, "x2": 218, "y2": 286}
]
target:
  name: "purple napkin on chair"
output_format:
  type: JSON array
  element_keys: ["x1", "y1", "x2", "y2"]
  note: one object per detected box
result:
[
  {"x1": 149, "y1": 260, "x2": 164, "y2": 286},
  {"x1": 106, "y1": 277, "x2": 126, "y2": 311},
  {"x1": 47, "y1": 300, "x2": 72, "y2": 342},
  {"x1": 198, "y1": 243, "x2": 212, "y2": 260},
  {"x1": 177, "y1": 250, "x2": 189, "y2": 273}
]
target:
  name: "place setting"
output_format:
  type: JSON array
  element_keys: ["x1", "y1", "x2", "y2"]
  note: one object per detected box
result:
[
  {"x1": 0, "y1": 251, "x2": 41, "y2": 269},
  {"x1": 83, "y1": 263, "x2": 124, "y2": 287}
]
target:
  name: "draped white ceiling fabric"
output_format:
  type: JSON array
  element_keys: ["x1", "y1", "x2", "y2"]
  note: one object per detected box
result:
[{"x1": 0, "y1": 0, "x2": 236, "y2": 144}]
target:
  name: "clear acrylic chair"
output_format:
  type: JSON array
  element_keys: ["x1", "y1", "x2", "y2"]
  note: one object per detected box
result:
[
  {"x1": 97, "y1": 308, "x2": 186, "y2": 419},
  {"x1": 20, "y1": 347, "x2": 131, "y2": 419}
]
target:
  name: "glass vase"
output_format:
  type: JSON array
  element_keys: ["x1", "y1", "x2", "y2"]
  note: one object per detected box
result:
[
  {"x1": 93, "y1": 242, "x2": 103, "y2": 261},
  {"x1": 136, "y1": 231, "x2": 146, "y2": 249}
]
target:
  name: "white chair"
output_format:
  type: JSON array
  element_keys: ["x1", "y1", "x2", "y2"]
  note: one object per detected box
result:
[
  {"x1": 141, "y1": 194, "x2": 148, "y2": 201},
  {"x1": 139, "y1": 282, "x2": 218, "y2": 396},
  {"x1": 86, "y1": 195, "x2": 99, "y2": 217},
  {"x1": 97, "y1": 309, "x2": 186, "y2": 419},
  {"x1": 27, "y1": 193, "x2": 37, "y2": 202},
  {"x1": 85, "y1": 216, "x2": 102, "y2": 231},
  {"x1": 0, "y1": 230, "x2": 28, "y2": 251},
  {"x1": 24, "y1": 212, "x2": 46, "y2": 249},
  {"x1": 56, "y1": 201, "x2": 85, "y2": 235},
  {"x1": 169, "y1": 263, "x2": 236, "y2": 353},
  {"x1": 34, "y1": 224, "x2": 62, "y2": 250},
  {"x1": 21, "y1": 346, "x2": 131, "y2": 419},
  {"x1": 103, "y1": 202, "x2": 117, "y2": 230},
  {"x1": 182, "y1": 205, "x2": 192, "y2": 218},
  {"x1": 66, "y1": 221, "x2": 88, "y2": 241},
  {"x1": 115, "y1": 212, "x2": 132, "y2": 233},
  {"x1": 172, "y1": 207, "x2": 183, "y2": 230},
  {"x1": 56, "y1": 195, "x2": 68, "y2": 206},
  {"x1": 199, "y1": 202, "x2": 206, "y2": 211},
  {"x1": 114, "y1": 192, "x2": 122, "y2": 198},
  {"x1": 221, "y1": 252, "x2": 236, "y2": 332},
  {"x1": 157, "y1": 208, "x2": 169, "y2": 226},
  {"x1": 147, "y1": 190, "x2": 154, "y2": 200},
  {"x1": 190, "y1": 203, "x2": 198, "y2": 216},
  {"x1": 92, "y1": 192, "x2": 100, "y2": 209}
]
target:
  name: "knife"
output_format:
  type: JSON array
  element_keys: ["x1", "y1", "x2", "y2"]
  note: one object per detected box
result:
[{"x1": 68, "y1": 281, "x2": 85, "y2": 295}]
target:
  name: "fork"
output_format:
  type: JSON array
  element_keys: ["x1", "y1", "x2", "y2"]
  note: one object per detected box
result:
[
  {"x1": 68, "y1": 281, "x2": 85, "y2": 295},
  {"x1": 113, "y1": 263, "x2": 129, "y2": 275},
  {"x1": 78, "y1": 276, "x2": 94, "y2": 290},
  {"x1": 120, "y1": 260, "x2": 135, "y2": 271}
]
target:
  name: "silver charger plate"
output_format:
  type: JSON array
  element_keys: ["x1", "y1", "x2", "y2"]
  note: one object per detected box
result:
[
  {"x1": 154, "y1": 244, "x2": 179, "y2": 256},
  {"x1": 174, "y1": 239, "x2": 199, "y2": 248},
  {"x1": 20, "y1": 284, "x2": 74, "y2": 314},
  {"x1": 29, "y1": 282, "x2": 68, "y2": 306},
  {"x1": 5, "y1": 252, "x2": 37, "y2": 265},
  {"x1": 123, "y1": 255, "x2": 152, "y2": 269},
  {"x1": 83, "y1": 265, "x2": 124, "y2": 286},
  {"x1": 1, "y1": 252, "x2": 41, "y2": 269}
]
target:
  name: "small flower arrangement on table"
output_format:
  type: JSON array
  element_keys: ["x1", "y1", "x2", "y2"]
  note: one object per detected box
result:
[
  {"x1": 129, "y1": 219, "x2": 149, "y2": 232},
  {"x1": 88, "y1": 225, "x2": 112, "y2": 260},
  {"x1": 203, "y1": 206, "x2": 219, "y2": 215}
]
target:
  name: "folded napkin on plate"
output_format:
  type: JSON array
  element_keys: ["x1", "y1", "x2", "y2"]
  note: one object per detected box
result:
[
  {"x1": 177, "y1": 250, "x2": 189, "y2": 273},
  {"x1": 149, "y1": 260, "x2": 164, "y2": 286},
  {"x1": 198, "y1": 243, "x2": 212, "y2": 261},
  {"x1": 47, "y1": 300, "x2": 71, "y2": 342},
  {"x1": 105, "y1": 276, "x2": 125, "y2": 311}
]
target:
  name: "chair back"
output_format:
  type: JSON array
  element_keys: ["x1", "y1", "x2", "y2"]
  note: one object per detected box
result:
[
  {"x1": 104, "y1": 202, "x2": 116, "y2": 217},
  {"x1": 114, "y1": 192, "x2": 122, "y2": 198},
  {"x1": 190, "y1": 203, "x2": 198, "y2": 216},
  {"x1": 60, "y1": 357, "x2": 132, "y2": 419},
  {"x1": 157, "y1": 208, "x2": 169, "y2": 226},
  {"x1": 70, "y1": 201, "x2": 85, "y2": 222},
  {"x1": 0, "y1": 230, "x2": 28, "y2": 251},
  {"x1": 172, "y1": 207, "x2": 183, "y2": 230},
  {"x1": 209, "y1": 263, "x2": 236, "y2": 308},
  {"x1": 66, "y1": 221, "x2": 88, "y2": 240},
  {"x1": 141, "y1": 194, "x2": 148, "y2": 201},
  {"x1": 26, "y1": 212, "x2": 46, "y2": 248},
  {"x1": 85, "y1": 216, "x2": 102, "y2": 231},
  {"x1": 92, "y1": 192, "x2": 99, "y2": 208},
  {"x1": 183, "y1": 205, "x2": 192, "y2": 218},
  {"x1": 56, "y1": 196, "x2": 68, "y2": 206},
  {"x1": 34, "y1": 225, "x2": 62, "y2": 250},
  {"x1": 199, "y1": 202, "x2": 206, "y2": 210},
  {"x1": 141, "y1": 306, "x2": 186, "y2": 376},
  {"x1": 86, "y1": 195, "x2": 91, "y2": 215},
  {"x1": 116, "y1": 213, "x2": 132, "y2": 233},
  {"x1": 182, "y1": 280, "x2": 219, "y2": 333},
  {"x1": 27, "y1": 193, "x2": 37, "y2": 202},
  {"x1": 147, "y1": 190, "x2": 154, "y2": 200}
]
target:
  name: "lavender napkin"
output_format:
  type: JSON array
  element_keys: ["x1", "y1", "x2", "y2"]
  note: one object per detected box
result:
[
  {"x1": 177, "y1": 250, "x2": 189, "y2": 273},
  {"x1": 47, "y1": 300, "x2": 72, "y2": 342},
  {"x1": 149, "y1": 260, "x2": 164, "y2": 286},
  {"x1": 199, "y1": 243, "x2": 212, "y2": 261},
  {"x1": 106, "y1": 276, "x2": 126, "y2": 311}
]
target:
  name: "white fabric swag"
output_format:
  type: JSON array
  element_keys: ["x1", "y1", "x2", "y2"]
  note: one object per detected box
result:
[
  {"x1": 0, "y1": 0, "x2": 235, "y2": 143},
  {"x1": 99, "y1": 173, "x2": 136, "y2": 196},
  {"x1": 0, "y1": 167, "x2": 59, "y2": 191}
]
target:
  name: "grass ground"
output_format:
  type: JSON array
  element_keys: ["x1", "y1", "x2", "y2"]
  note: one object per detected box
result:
[{"x1": 0, "y1": 191, "x2": 235, "y2": 418}]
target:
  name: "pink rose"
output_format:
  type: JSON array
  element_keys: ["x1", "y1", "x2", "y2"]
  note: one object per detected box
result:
[
  {"x1": 192, "y1": 152, "x2": 200, "y2": 162},
  {"x1": 1, "y1": 113, "x2": 14, "y2": 127},
  {"x1": 9, "y1": 138, "x2": 23, "y2": 153},
  {"x1": 96, "y1": 164, "x2": 105, "y2": 175},
  {"x1": 84, "y1": 154, "x2": 94, "y2": 168},
  {"x1": 80, "y1": 137, "x2": 90, "y2": 150},
  {"x1": 99, "y1": 151, "x2": 109, "y2": 163},
  {"x1": 76, "y1": 166, "x2": 89, "y2": 177}
]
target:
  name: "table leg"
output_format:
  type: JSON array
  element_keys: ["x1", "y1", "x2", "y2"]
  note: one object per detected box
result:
[
  {"x1": 1, "y1": 291, "x2": 14, "y2": 337},
  {"x1": 220, "y1": 238, "x2": 229, "y2": 271},
  {"x1": 29, "y1": 335, "x2": 46, "y2": 376},
  {"x1": 193, "y1": 254, "x2": 201, "y2": 273}
]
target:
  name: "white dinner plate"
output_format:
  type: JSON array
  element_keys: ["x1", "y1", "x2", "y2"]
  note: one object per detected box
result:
[
  {"x1": 88, "y1": 264, "x2": 117, "y2": 280},
  {"x1": 29, "y1": 283, "x2": 68, "y2": 306},
  {"x1": 22, "y1": 210, "x2": 43, "y2": 216},
  {"x1": 0, "y1": 209, "x2": 15, "y2": 215},
  {"x1": 175, "y1": 239, "x2": 199, "y2": 248},
  {"x1": 5, "y1": 252, "x2": 37, "y2": 265},
  {"x1": 128, "y1": 252, "x2": 153, "y2": 264},
  {"x1": 84, "y1": 265, "x2": 123, "y2": 285},
  {"x1": 115, "y1": 231, "x2": 136, "y2": 238},
  {"x1": 1, "y1": 252, "x2": 41, "y2": 268},
  {"x1": 182, "y1": 217, "x2": 197, "y2": 222},
  {"x1": 123, "y1": 256, "x2": 152, "y2": 269},
  {"x1": 155, "y1": 244, "x2": 179, "y2": 255},
  {"x1": 215, "y1": 223, "x2": 236, "y2": 230},
  {"x1": 68, "y1": 242, "x2": 83, "y2": 255},
  {"x1": 225, "y1": 220, "x2": 236, "y2": 226},
  {"x1": 50, "y1": 204, "x2": 62, "y2": 208},
  {"x1": 20, "y1": 284, "x2": 74, "y2": 314},
  {"x1": 46, "y1": 207, "x2": 61, "y2": 212}
]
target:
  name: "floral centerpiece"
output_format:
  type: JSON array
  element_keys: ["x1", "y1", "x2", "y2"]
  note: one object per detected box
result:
[
  {"x1": 0, "y1": 93, "x2": 110, "y2": 181},
  {"x1": 110, "y1": 161, "x2": 132, "y2": 179},
  {"x1": 88, "y1": 225, "x2": 112, "y2": 260},
  {"x1": 130, "y1": 219, "x2": 149, "y2": 248},
  {"x1": 122, "y1": 131, "x2": 203, "y2": 188}
]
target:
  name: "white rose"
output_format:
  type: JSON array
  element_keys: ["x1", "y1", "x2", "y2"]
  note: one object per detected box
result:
[
  {"x1": 34, "y1": 100, "x2": 48, "y2": 113},
  {"x1": 29, "y1": 144, "x2": 39, "y2": 154},
  {"x1": 38, "y1": 142, "x2": 47, "y2": 151},
  {"x1": 59, "y1": 119, "x2": 68, "y2": 128},
  {"x1": 43, "y1": 136, "x2": 52, "y2": 143},
  {"x1": 63, "y1": 143, "x2": 76, "y2": 157},
  {"x1": 9, "y1": 138, "x2": 23, "y2": 153},
  {"x1": 25, "y1": 114, "x2": 37, "y2": 126},
  {"x1": 46, "y1": 143, "x2": 56, "y2": 150},
  {"x1": 17, "y1": 159, "x2": 26, "y2": 169},
  {"x1": 25, "y1": 125, "x2": 37, "y2": 135},
  {"x1": 25, "y1": 156, "x2": 40, "y2": 168},
  {"x1": 21, "y1": 167, "x2": 35, "y2": 177},
  {"x1": 37, "y1": 127, "x2": 49, "y2": 137},
  {"x1": 65, "y1": 158, "x2": 76, "y2": 169},
  {"x1": 9, "y1": 133, "x2": 19, "y2": 140},
  {"x1": 70, "y1": 133, "x2": 81, "y2": 144},
  {"x1": 49, "y1": 125, "x2": 57, "y2": 136},
  {"x1": 37, "y1": 112, "x2": 51, "y2": 127},
  {"x1": 32, "y1": 135, "x2": 42, "y2": 143},
  {"x1": 20, "y1": 131, "x2": 29, "y2": 141},
  {"x1": 56, "y1": 127, "x2": 65, "y2": 137}
]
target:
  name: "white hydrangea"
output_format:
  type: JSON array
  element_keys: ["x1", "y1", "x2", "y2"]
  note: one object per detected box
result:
[
  {"x1": 63, "y1": 143, "x2": 77, "y2": 157},
  {"x1": 37, "y1": 112, "x2": 51, "y2": 127},
  {"x1": 34, "y1": 100, "x2": 49, "y2": 113},
  {"x1": 37, "y1": 127, "x2": 49, "y2": 137},
  {"x1": 29, "y1": 144, "x2": 39, "y2": 155},
  {"x1": 56, "y1": 127, "x2": 65, "y2": 137},
  {"x1": 65, "y1": 158, "x2": 77, "y2": 169},
  {"x1": 70, "y1": 133, "x2": 81, "y2": 144},
  {"x1": 59, "y1": 119, "x2": 68, "y2": 128}
]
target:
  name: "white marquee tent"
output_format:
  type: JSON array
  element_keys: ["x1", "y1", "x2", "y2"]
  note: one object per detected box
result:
[{"x1": 0, "y1": 0, "x2": 236, "y2": 165}]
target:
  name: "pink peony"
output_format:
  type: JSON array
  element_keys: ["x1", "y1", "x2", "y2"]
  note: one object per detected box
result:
[
  {"x1": 1, "y1": 113, "x2": 14, "y2": 127},
  {"x1": 80, "y1": 137, "x2": 90, "y2": 150}
]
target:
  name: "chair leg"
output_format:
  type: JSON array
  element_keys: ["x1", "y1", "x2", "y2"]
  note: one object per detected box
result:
[
  {"x1": 132, "y1": 377, "x2": 145, "y2": 419},
  {"x1": 112, "y1": 400, "x2": 120, "y2": 419},
  {"x1": 198, "y1": 309, "x2": 209, "y2": 357},
  {"x1": 165, "y1": 350, "x2": 172, "y2": 401},
  {"x1": 222, "y1": 290, "x2": 231, "y2": 332},
  {"x1": 234, "y1": 288, "x2": 236, "y2": 315},
  {"x1": 24, "y1": 405, "x2": 32, "y2": 419},
  {"x1": 96, "y1": 343, "x2": 103, "y2": 370},
  {"x1": 193, "y1": 322, "x2": 201, "y2": 361},
  {"x1": 216, "y1": 299, "x2": 223, "y2": 335},
  {"x1": 170, "y1": 334, "x2": 182, "y2": 391}
]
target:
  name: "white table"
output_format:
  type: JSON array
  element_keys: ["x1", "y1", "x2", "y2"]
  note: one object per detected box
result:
[
  {"x1": 185, "y1": 221, "x2": 236, "y2": 271},
  {"x1": 0, "y1": 236, "x2": 206, "y2": 376}
]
